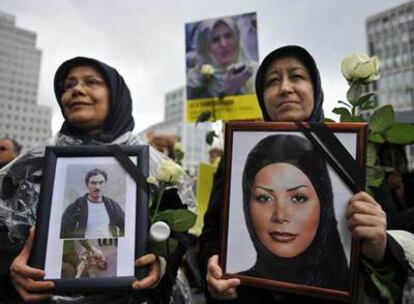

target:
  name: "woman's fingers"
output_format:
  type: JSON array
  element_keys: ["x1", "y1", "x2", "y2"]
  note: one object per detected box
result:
[
  {"x1": 11, "y1": 274, "x2": 54, "y2": 292},
  {"x1": 135, "y1": 253, "x2": 157, "y2": 267},
  {"x1": 208, "y1": 276, "x2": 240, "y2": 300},
  {"x1": 346, "y1": 191, "x2": 387, "y2": 263},
  {"x1": 206, "y1": 255, "x2": 240, "y2": 300},
  {"x1": 11, "y1": 260, "x2": 46, "y2": 280},
  {"x1": 207, "y1": 255, "x2": 222, "y2": 279},
  {"x1": 13, "y1": 284, "x2": 51, "y2": 303},
  {"x1": 10, "y1": 227, "x2": 55, "y2": 302},
  {"x1": 133, "y1": 253, "x2": 160, "y2": 290}
]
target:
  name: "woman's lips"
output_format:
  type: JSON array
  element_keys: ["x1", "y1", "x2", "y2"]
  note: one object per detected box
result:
[
  {"x1": 277, "y1": 100, "x2": 300, "y2": 107},
  {"x1": 269, "y1": 231, "x2": 298, "y2": 242},
  {"x1": 66, "y1": 101, "x2": 91, "y2": 108}
]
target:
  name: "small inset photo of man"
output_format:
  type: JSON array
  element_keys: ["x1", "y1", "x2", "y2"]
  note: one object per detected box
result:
[{"x1": 61, "y1": 239, "x2": 118, "y2": 279}]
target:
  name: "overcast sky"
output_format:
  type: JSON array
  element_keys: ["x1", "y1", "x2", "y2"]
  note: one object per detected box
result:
[{"x1": 1, "y1": 0, "x2": 410, "y2": 133}]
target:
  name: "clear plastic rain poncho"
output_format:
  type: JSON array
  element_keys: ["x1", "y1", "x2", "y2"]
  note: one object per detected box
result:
[{"x1": 0, "y1": 56, "x2": 196, "y2": 304}]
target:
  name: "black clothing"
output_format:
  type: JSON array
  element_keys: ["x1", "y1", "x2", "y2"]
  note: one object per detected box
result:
[
  {"x1": 199, "y1": 45, "x2": 328, "y2": 295},
  {"x1": 198, "y1": 45, "x2": 409, "y2": 303},
  {"x1": 60, "y1": 194, "x2": 125, "y2": 239}
]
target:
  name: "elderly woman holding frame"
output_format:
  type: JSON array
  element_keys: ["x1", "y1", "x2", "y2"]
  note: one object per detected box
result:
[
  {"x1": 0, "y1": 56, "x2": 195, "y2": 303},
  {"x1": 199, "y1": 45, "x2": 409, "y2": 303}
]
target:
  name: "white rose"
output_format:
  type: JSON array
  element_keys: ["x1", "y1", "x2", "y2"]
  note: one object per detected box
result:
[
  {"x1": 173, "y1": 142, "x2": 183, "y2": 153},
  {"x1": 201, "y1": 64, "x2": 215, "y2": 77},
  {"x1": 341, "y1": 53, "x2": 380, "y2": 84},
  {"x1": 155, "y1": 160, "x2": 183, "y2": 184},
  {"x1": 146, "y1": 176, "x2": 159, "y2": 187}
]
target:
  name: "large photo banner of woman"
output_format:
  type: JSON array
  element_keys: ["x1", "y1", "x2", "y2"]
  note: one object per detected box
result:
[
  {"x1": 185, "y1": 12, "x2": 262, "y2": 122},
  {"x1": 221, "y1": 124, "x2": 366, "y2": 301}
]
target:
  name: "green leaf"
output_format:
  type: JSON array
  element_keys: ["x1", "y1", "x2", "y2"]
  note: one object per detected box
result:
[
  {"x1": 332, "y1": 107, "x2": 352, "y2": 122},
  {"x1": 369, "y1": 105, "x2": 394, "y2": 133},
  {"x1": 340, "y1": 114, "x2": 353, "y2": 122},
  {"x1": 332, "y1": 107, "x2": 352, "y2": 116},
  {"x1": 351, "y1": 115, "x2": 366, "y2": 122},
  {"x1": 366, "y1": 165, "x2": 384, "y2": 188},
  {"x1": 355, "y1": 92, "x2": 375, "y2": 106},
  {"x1": 366, "y1": 143, "x2": 377, "y2": 166},
  {"x1": 323, "y1": 118, "x2": 336, "y2": 122},
  {"x1": 338, "y1": 100, "x2": 352, "y2": 108},
  {"x1": 149, "y1": 238, "x2": 178, "y2": 257},
  {"x1": 370, "y1": 273, "x2": 392, "y2": 302},
  {"x1": 361, "y1": 99, "x2": 376, "y2": 110},
  {"x1": 155, "y1": 209, "x2": 197, "y2": 232},
  {"x1": 384, "y1": 122, "x2": 414, "y2": 144},
  {"x1": 206, "y1": 130, "x2": 218, "y2": 145},
  {"x1": 196, "y1": 111, "x2": 212, "y2": 124},
  {"x1": 368, "y1": 132, "x2": 385, "y2": 143},
  {"x1": 347, "y1": 82, "x2": 362, "y2": 105}
]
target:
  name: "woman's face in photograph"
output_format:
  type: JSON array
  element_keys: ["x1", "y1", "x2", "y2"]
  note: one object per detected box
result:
[
  {"x1": 61, "y1": 65, "x2": 110, "y2": 135},
  {"x1": 263, "y1": 57, "x2": 314, "y2": 122},
  {"x1": 208, "y1": 21, "x2": 237, "y2": 66},
  {"x1": 250, "y1": 162, "x2": 320, "y2": 258}
]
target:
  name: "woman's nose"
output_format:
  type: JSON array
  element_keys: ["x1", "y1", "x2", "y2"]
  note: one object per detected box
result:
[
  {"x1": 279, "y1": 78, "x2": 293, "y2": 95},
  {"x1": 71, "y1": 82, "x2": 87, "y2": 96},
  {"x1": 219, "y1": 37, "x2": 229, "y2": 47},
  {"x1": 271, "y1": 202, "x2": 290, "y2": 223}
]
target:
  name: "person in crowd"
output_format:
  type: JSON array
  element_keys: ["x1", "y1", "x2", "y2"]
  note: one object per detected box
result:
[
  {"x1": 0, "y1": 138, "x2": 22, "y2": 169},
  {"x1": 0, "y1": 56, "x2": 195, "y2": 303},
  {"x1": 199, "y1": 45, "x2": 409, "y2": 303},
  {"x1": 208, "y1": 147, "x2": 223, "y2": 166},
  {"x1": 148, "y1": 134, "x2": 177, "y2": 160},
  {"x1": 60, "y1": 168, "x2": 125, "y2": 239},
  {"x1": 239, "y1": 134, "x2": 348, "y2": 290},
  {"x1": 186, "y1": 17, "x2": 257, "y2": 99}
]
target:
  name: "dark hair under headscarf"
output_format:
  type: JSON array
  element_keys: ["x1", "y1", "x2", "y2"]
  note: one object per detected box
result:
[
  {"x1": 242, "y1": 135, "x2": 348, "y2": 289},
  {"x1": 255, "y1": 45, "x2": 324, "y2": 122},
  {"x1": 54, "y1": 57, "x2": 135, "y2": 143}
]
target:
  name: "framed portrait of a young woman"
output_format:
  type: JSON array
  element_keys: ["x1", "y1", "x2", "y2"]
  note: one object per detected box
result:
[
  {"x1": 220, "y1": 122, "x2": 368, "y2": 302},
  {"x1": 30, "y1": 145, "x2": 149, "y2": 293}
]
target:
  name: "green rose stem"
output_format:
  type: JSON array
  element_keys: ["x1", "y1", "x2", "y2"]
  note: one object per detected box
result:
[
  {"x1": 150, "y1": 175, "x2": 175, "y2": 224},
  {"x1": 205, "y1": 74, "x2": 217, "y2": 121},
  {"x1": 150, "y1": 182, "x2": 165, "y2": 224}
]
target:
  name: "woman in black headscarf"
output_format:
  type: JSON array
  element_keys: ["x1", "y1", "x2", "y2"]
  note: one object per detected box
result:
[
  {"x1": 241, "y1": 134, "x2": 348, "y2": 290},
  {"x1": 0, "y1": 57, "x2": 195, "y2": 303},
  {"x1": 200, "y1": 46, "x2": 397, "y2": 303},
  {"x1": 199, "y1": 45, "x2": 336, "y2": 303},
  {"x1": 254, "y1": 45, "x2": 324, "y2": 123}
]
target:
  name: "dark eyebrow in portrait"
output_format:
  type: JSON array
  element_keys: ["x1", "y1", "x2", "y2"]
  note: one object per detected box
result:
[
  {"x1": 287, "y1": 185, "x2": 308, "y2": 192},
  {"x1": 253, "y1": 184, "x2": 308, "y2": 193}
]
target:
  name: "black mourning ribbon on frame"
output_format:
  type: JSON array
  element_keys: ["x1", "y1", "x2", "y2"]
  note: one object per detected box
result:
[
  {"x1": 106, "y1": 144, "x2": 147, "y2": 190},
  {"x1": 295, "y1": 122, "x2": 364, "y2": 194}
]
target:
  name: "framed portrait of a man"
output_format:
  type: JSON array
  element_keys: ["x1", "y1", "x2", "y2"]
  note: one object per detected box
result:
[
  {"x1": 30, "y1": 145, "x2": 149, "y2": 292},
  {"x1": 220, "y1": 122, "x2": 368, "y2": 302}
]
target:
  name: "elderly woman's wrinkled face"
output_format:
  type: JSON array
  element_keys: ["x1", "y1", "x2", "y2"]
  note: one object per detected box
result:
[
  {"x1": 61, "y1": 65, "x2": 109, "y2": 135},
  {"x1": 250, "y1": 162, "x2": 320, "y2": 258},
  {"x1": 263, "y1": 57, "x2": 314, "y2": 122},
  {"x1": 208, "y1": 21, "x2": 237, "y2": 66}
]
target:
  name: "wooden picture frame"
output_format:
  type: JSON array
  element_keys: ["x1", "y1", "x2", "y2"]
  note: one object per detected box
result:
[
  {"x1": 220, "y1": 122, "x2": 368, "y2": 302},
  {"x1": 30, "y1": 145, "x2": 149, "y2": 293}
]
